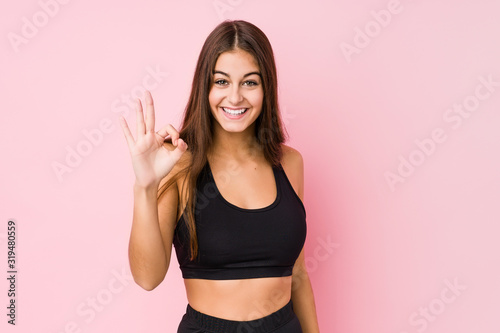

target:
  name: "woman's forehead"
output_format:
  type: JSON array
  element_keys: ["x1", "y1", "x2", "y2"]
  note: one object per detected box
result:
[{"x1": 214, "y1": 49, "x2": 260, "y2": 75}]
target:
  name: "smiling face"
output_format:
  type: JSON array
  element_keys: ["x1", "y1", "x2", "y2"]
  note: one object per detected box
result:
[{"x1": 208, "y1": 48, "x2": 264, "y2": 135}]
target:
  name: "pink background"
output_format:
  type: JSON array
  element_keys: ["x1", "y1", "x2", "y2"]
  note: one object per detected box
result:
[{"x1": 1, "y1": 0, "x2": 500, "y2": 332}]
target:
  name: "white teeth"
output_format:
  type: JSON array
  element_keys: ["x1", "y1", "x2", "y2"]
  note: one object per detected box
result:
[{"x1": 222, "y1": 107, "x2": 247, "y2": 115}]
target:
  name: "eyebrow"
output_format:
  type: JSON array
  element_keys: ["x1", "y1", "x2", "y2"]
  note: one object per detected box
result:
[{"x1": 213, "y1": 70, "x2": 262, "y2": 78}]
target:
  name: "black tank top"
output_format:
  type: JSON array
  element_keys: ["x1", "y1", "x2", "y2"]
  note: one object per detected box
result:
[{"x1": 172, "y1": 161, "x2": 307, "y2": 280}]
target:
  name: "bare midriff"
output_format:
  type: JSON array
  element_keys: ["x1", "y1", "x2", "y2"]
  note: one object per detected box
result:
[{"x1": 183, "y1": 276, "x2": 292, "y2": 321}]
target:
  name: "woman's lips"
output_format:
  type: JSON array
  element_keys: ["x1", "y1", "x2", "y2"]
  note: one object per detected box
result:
[{"x1": 220, "y1": 107, "x2": 249, "y2": 119}]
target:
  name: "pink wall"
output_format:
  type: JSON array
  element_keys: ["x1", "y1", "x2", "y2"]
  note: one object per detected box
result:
[{"x1": 1, "y1": 0, "x2": 499, "y2": 332}]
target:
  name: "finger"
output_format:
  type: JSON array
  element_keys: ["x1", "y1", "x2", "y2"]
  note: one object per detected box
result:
[
  {"x1": 119, "y1": 116, "x2": 136, "y2": 151},
  {"x1": 176, "y1": 138, "x2": 188, "y2": 152},
  {"x1": 144, "y1": 90, "x2": 155, "y2": 134},
  {"x1": 136, "y1": 98, "x2": 146, "y2": 139},
  {"x1": 156, "y1": 124, "x2": 180, "y2": 145},
  {"x1": 170, "y1": 138, "x2": 188, "y2": 160}
]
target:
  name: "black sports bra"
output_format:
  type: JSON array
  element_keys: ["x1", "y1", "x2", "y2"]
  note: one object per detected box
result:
[{"x1": 172, "y1": 161, "x2": 307, "y2": 280}]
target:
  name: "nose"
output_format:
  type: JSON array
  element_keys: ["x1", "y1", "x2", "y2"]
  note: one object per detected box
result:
[{"x1": 227, "y1": 84, "x2": 244, "y2": 105}]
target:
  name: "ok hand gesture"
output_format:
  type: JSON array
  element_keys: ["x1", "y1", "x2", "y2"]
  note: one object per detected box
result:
[{"x1": 119, "y1": 91, "x2": 187, "y2": 189}]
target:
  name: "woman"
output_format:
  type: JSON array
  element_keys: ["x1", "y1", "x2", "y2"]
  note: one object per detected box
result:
[{"x1": 120, "y1": 20, "x2": 320, "y2": 332}]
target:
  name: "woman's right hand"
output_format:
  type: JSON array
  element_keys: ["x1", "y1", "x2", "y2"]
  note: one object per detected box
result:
[{"x1": 119, "y1": 90, "x2": 188, "y2": 189}]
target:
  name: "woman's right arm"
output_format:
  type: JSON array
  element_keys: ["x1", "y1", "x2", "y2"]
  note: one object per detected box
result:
[
  {"x1": 119, "y1": 90, "x2": 187, "y2": 291},
  {"x1": 128, "y1": 159, "x2": 181, "y2": 290}
]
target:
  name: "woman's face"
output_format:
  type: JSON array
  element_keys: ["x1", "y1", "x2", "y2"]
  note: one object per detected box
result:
[{"x1": 209, "y1": 48, "x2": 264, "y2": 135}]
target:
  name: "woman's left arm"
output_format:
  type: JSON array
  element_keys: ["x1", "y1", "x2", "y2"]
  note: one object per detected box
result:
[
  {"x1": 292, "y1": 249, "x2": 320, "y2": 332},
  {"x1": 282, "y1": 145, "x2": 320, "y2": 332}
]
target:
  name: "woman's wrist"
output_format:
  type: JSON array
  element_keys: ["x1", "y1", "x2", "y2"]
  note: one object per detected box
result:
[{"x1": 133, "y1": 181, "x2": 159, "y2": 195}]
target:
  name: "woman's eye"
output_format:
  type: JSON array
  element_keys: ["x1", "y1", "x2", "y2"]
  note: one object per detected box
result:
[{"x1": 214, "y1": 79, "x2": 258, "y2": 86}]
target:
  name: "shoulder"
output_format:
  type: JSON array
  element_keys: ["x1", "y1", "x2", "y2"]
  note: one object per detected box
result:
[
  {"x1": 279, "y1": 144, "x2": 304, "y2": 201},
  {"x1": 281, "y1": 144, "x2": 303, "y2": 167}
]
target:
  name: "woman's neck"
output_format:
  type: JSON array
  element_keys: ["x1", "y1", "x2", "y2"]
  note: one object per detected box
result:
[{"x1": 209, "y1": 124, "x2": 263, "y2": 162}]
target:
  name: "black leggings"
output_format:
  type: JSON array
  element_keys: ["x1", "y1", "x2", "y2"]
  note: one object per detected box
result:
[{"x1": 177, "y1": 299, "x2": 303, "y2": 333}]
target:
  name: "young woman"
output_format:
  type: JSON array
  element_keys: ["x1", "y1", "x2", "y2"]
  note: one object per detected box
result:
[{"x1": 120, "y1": 20, "x2": 320, "y2": 333}]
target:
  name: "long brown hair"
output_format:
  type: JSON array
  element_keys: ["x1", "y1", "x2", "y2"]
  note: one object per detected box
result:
[{"x1": 158, "y1": 20, "x2": 287, "y2": 260}]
